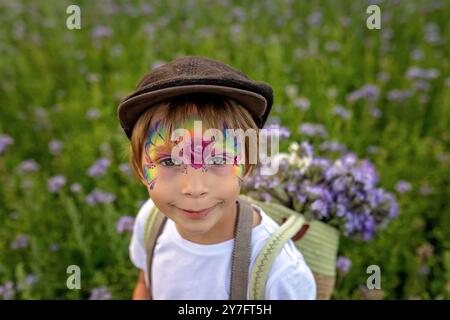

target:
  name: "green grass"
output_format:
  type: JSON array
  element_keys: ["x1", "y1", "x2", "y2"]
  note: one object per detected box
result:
[{"x1": 0, "y1": 0, "x2": 449, "y2": 299}]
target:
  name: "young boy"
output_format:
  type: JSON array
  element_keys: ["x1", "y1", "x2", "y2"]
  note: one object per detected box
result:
[{"x1": 117, "y1": 56, "x2": 316, "y2": 300}]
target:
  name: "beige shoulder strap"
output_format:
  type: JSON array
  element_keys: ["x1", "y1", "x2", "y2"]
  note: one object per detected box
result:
[
  {"x1": 145, "y1": 210, "x2": 167, "y2": 299},
  {"x1": 145, "y1": 197, "x2": 253, "y2": 300},
  {"x1": 230, "y1": 197, "x2": 253, "y2": 299}
]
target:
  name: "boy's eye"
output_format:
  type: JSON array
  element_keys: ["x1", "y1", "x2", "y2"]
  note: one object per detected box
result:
[
  {"x1": 158, "y1": 157, "x2": 182, "y2": 167},
  {"x1": 206, "y1": 156, "x2": 229, "y2": 166}
]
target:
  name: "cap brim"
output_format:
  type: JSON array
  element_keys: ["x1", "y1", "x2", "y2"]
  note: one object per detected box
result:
[{"x1": 117, "y1": 84, "x2": 268, "y2": 140}]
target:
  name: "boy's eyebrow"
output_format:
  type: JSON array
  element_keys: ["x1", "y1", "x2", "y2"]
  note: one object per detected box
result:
[{"x1": 147, "y1": 144, "x2": 172, "y2": 152}]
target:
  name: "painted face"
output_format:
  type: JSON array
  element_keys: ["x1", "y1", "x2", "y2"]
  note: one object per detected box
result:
[
  {"x1": 140, "y1": 107, "x2": 254, "y2": 245},
  {"x1": 142, "y1": 117, "x2": 245, "y2": 190}
]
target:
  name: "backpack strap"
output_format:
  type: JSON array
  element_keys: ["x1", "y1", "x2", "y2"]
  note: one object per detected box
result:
[
  {"x1": 145, "y1": 205, "x2": 167, "y2": 299},
  {"x1": 249, "y1": 213, "x2": 305, "y2": 300},
  {"x1": 230, "y1": 197, "x2": 253, "y2": 300},
  {"x1": 144, "y1": 197, "x2": 253, "y2": 300}
]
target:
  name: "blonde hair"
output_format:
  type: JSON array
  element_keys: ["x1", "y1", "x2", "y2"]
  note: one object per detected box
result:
[{"x1": 129, "y1": 93, "x2": 260, "y2": 185}]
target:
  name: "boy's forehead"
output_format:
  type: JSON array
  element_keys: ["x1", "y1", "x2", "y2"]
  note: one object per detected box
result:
[{"x1": 148, "y1": 114, "x2": 228, "y2": 138}]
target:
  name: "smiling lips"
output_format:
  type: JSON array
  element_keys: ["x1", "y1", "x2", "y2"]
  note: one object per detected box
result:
[{"x1": 178, "y1": 204, "x2": 217, "y2": 218}]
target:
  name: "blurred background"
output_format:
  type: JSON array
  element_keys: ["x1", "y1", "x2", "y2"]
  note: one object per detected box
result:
[{"x1": 0, "y1": 0, "x2": 448, "y2": 299}]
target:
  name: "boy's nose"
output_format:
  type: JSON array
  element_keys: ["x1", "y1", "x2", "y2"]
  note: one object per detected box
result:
[{"x1": 180, "y1": 165, "x2": 209, "y2": 198}]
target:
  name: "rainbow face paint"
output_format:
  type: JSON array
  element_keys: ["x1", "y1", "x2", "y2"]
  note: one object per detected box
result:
[
  {"x1": 142, "y1": 120, "x2": 166, "y2": 190},
  {"x1": 142, "y1": 117, "x2": 246, "y2": 190}
]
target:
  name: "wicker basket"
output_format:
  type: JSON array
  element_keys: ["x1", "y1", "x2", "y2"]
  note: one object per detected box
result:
[
  {"x1": 240, "y1": 195, "x2": 339, "y2": 300},
  {"x1": 296, "y1": 220, "x2": 339, "y2": 300}
]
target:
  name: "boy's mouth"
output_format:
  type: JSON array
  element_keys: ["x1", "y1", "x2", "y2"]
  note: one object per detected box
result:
[{"x1": 176, "y1": 204, "x2": 218, "y2": 218}]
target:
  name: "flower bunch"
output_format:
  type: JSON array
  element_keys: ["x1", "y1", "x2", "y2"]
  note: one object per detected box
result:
[{"x1": 242, "y1": 141, "x2": 399, "y2": 241}]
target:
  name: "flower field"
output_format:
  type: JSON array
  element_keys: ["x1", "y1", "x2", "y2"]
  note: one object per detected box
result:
[{"x1": 0, "y1": 0, "x2": 449, "y2": 299}]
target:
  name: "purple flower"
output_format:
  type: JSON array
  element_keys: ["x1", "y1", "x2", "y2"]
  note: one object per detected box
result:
[
  {"x1": 336, "y1": 256, "x2": 352, "y2": 273},
  {"x1": 89, "y1": 286, "x2": 112, "y2": 300},
  {"x1": 341, "y1": 153, "x2": 357, "y2": 166},
  {"x1": 48, "y1": 140, "x2": 63, "y2": 156},
  {"x1": 261, "y1": 192, "x2": 272, "y2": 202},
  {"x1": 267, "y1": 177, "x2": 280, "y2": 189},
  {"x1": 310, "y1": 157, "x2": 332, "y2": 169},
  {"x1": 285, "y1": 85, "x2": 298, "y2": 98},
  {"x1": 86, "y1": 108, "x2": 101, "y2": 120},
  {"x1": 17, "y1": 274, "x2": 39, "y2": 292},
  {"x1": 49, "y1": 243, "x2": 60, "y2": 252},
  {"x1": 411, "y1": 49, "x2": 424, "y2": 61},
  {"x1": 48, "y1": 175, "x2": 67, "y2": 193},
  {"x1": 307, "y1": 11, "x2": 322, "y2": 27},
  {"x1": 331, "y1": 176, "x2": 347, "y2": 192},
  {"x1": 298, "y1": 123, "x2": 327, "y2": 138},
  {"x1": 332, "y1": 105, "x2": 352, "y2": 119},
  {"x1": 414, "y1": 80, "x2": 430, "y2": 92},
  {"x1": 325, "y1": 41, "x2": 340, "y2": 53},
  {"x1": 335, "y1": 204, "x2": 346, "y2": 217},
  {"x1": 298, "y1": 142, "x2": 314, "y2": 159},
  {"x1": 70, "y1": 183, "x2": 82, "y2": 193},
  {"x1": 10, "y1": 234, "x2": 29, "y2": 249},
  {"x1": 305, "y1": 185, "x2": 332, "y2": 203},
  {"x1": 0, "y1": 134, "x2": 14, "y2": 155},
  {"x1": 286, "y1": 182, "x2": 297, "y2": 193},
  {"x1": 324, "y1": 163, "x2": 347, "y2": 181},
  {"x1": 241, "y1": 137, "x2": 399, "y2": 242},
  {"x1": 293, "y1": 97, "x2": 310, "y2": 111},
  {"x1": 347, "y1": 84, "x2": 380, "y2": 102},
  {"x1": 141, "y1": 4, "x2": 153, "y2": 15},
  {"x1": 367, "y1": 188, "x2": 385, "y2": 208},
  {"x1": 295, "y1": 192, "x2": 307, "y2": 204},
  {"x1": 232, "y1": 7, "x2": 246, "y2": 21},
  {"x1": 85, "y1": 188, "x2": 116, "y2": 205},
  {"x1": 362, "y1": 216, "x2": 375, "y2": 241},
  {"x1": 385, "y1": 193, "x2": 399, "y2": 218},
  {"x1": 341, "y1": 16, "x2": 350, "y2": 27},
  {"x1": 116, "y1": 216, "x2": 135, "y2": 234},
  {"x1": 91, "y1": 25, "x2": 113, "y2": 39},
  {"x1": 395, "y1": 180, "x2": 412, "y2": 193},
  {"x1": 387, "y1": 89, "x2": 412, "y2": 102},
  {"x1": 320, "y1": 141, "x2": 346, "y2": 153},
  {"x1": 370, "y1": 107, "x2": 382, "y2": 118},
  {"x1": 0, "y1": 281, "x2": 15, "y2": 300},
  {"x1": 406, "y1": 67, "x2": 439, "y2": 80},
  {"x1": 424, "y1": 23, "x2": 441, "y2": 45},
  {"x1": 263, "y1": 123, "x2": 291, "y2": 140},
  {"x1": 351, "y1": 160, "x2": 379, "y2": 190},
  {"x1": 17, "y1": 159, "x2": 40, "y2": 173},
  {"x1": 119, "y1": 163, "x2": 132, "y2": 176},
  {"x1": 310, "y1": 199, "x2": 328, "y2": 218},
  {"x1": 87, "y1": 158, "x2": 110, "y2": 178}
]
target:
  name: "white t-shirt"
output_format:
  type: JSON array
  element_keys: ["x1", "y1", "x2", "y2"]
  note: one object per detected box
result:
[{"x1": 129, "y1": 198, "x2": 316, "y2": 300}]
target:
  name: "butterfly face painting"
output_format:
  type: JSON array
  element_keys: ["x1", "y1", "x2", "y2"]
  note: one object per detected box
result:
[{"x1": 142, "y1": 118, "x2": 246, "y2": 190}]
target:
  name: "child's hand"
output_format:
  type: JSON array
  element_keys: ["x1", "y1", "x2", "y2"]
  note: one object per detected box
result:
[{"x1": 132, "y1": 270, "x2": 151, "y2": 300}]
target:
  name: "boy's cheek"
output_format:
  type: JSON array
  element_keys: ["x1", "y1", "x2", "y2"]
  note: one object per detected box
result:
[{"x1": 205, "y1": 165, "x2": 244, "y2": 178}]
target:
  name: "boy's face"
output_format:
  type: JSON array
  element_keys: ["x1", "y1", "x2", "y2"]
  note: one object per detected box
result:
[{"x1": 140, "y1": 105, "x2": 248, "y2": 243}]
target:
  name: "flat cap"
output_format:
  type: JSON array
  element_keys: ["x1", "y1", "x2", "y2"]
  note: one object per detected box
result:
[{"x1": 117, "y1": 55, "x2": 273, "y2": 140}]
